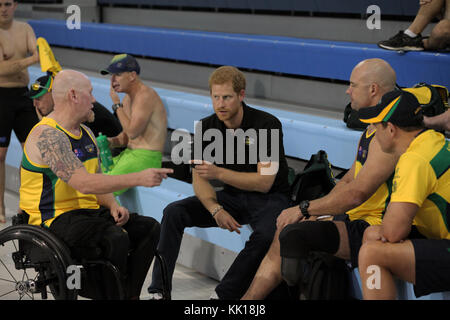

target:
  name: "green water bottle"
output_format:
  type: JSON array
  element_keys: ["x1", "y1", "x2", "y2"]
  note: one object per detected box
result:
[{"x1": 96, "y1": 133, "x2": 113, "y2": 173}]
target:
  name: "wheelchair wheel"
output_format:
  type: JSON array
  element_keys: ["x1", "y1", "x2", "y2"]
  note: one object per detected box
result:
[{"x1": 0, "y1": 225, "x2": 77, "y2": 300}]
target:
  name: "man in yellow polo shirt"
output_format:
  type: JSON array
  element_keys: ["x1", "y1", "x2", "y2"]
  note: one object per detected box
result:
[{"x1": 358, "y1": 90, "x2": 450, "y2": 299}]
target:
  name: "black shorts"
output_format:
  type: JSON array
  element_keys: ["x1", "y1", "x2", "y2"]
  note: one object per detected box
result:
[
  {"x1": 333, "y1": 214, "x2": 370, "y2": 268},
  {"x1": 0, "y1": 87, "x2": 38, "y2": 147},
  {"x1": 411, "y1": 238, "x2": 450, "y2": 297}
]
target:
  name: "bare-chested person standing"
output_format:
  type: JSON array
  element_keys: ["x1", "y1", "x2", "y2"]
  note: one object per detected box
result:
[
  {"x1": 101, "y1": 54, "x2": 167, "y2": 195},
  {"x1": 0, "y1": 0, "x2": 39, "y2": 223}
]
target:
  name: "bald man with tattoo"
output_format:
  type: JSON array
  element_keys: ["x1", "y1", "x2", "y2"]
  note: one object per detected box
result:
[{"x1": 19, "y1": 70, "x2": 173, "y2": 299}]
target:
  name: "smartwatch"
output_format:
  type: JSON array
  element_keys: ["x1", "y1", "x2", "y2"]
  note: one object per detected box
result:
[
  {"x1": 112, "y1": 103, "x2": 123, "y2": 112},
  {"x1": 299, "y1": 200, "x2": 311, "y2": 219}
]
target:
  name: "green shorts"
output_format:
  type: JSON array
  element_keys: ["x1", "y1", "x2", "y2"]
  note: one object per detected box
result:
[{"x1": 105, "y1": 148, "x2": 162, "y2": 196}]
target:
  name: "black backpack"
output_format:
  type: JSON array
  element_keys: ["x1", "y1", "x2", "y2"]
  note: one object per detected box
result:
[
  {"x1": 402, "y1": 83, "x2": 448, "y2": 117},
  {"x1": 290, "y1": 150, "x2": 336, "y2": 205},
  {"x1": 297, "y1": 252, "x2": 351, "y2": 300},
  {"x1": 287, "y1": 151, "x2": 352, "y2": 300},
  {"x1": 343, "y1": 102, "x2": 368, "y2": 131}
]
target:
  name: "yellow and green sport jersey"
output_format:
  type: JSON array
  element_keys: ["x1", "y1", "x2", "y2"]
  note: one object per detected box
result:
[
  {"x1": 390, "y1": 129, "x2": 450, "y2": 240},
  {"x1": 19, "y1": 117, "x2": 100, "y2": 227},
  {"x1": 346, "y1": 128, "x2": 393, "y2": 225}
]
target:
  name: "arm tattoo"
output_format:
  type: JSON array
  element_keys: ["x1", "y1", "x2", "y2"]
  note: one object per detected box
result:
[{"x1": 37, "y1": 128, "x2": 84, "y2": 183}]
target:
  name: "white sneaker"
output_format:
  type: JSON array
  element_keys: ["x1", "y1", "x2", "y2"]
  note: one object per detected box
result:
[
  {"x1": 148, "y1": 292, "x2": 163, "y2": 300},
  {"x1": 209, "y1": 291, "x2": 219, "y2": 300}
]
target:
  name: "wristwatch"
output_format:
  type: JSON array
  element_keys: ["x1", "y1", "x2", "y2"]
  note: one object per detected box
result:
[
  {"x1": 112, "y1": 103, "x2": 123, "y2": 112},
  {"x1": 299, "y1": 200, "x2": 311, "y2": 219}
]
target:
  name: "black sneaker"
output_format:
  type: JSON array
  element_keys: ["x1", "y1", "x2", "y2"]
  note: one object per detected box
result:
[{"x1": 378, "y1": 31, "x2": 424, "y2": 51}]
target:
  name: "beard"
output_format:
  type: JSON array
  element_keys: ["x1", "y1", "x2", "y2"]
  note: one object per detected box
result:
[
  {"x1": 37, "y1": 108, "x2": 50, "y2": 117},
  {"x1": 215, "y1": 107, "x2": 239, "y2": 122},
  {"x1": 87, "y1": 110, "x2": 95, "y2": 123},
  {"x1": 82, "y1": 110, "x2": 95, "y2": 124}
]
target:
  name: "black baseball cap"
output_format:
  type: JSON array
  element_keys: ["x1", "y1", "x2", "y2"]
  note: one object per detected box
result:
[
  {"x1": 359, "y1": 90, "x2": 423, "y2": 127},
  {"x1": 26, "y1": 74, "x2": 54, "y2": 99},
  {"x1": 100, "y1": 54, "x2": 140, "y2": 75}
]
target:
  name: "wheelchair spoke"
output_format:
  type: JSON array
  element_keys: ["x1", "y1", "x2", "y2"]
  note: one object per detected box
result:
[
  {"x1": 18, "y1": 292, "x2": 24, "y2": 300},
  {"x1": 22, "y1": 291, "x2": 34, "y2": 300},
  {"x1": 0, "y1": 277, "x2": 16, "y2": 284},
  {"x1": 0, "y1": 289, "x2": 18, "y2": 299},
  {"x1": 0, "y1": 258, "x2": 18, "y2": 283},
  {"x1": 23, "y1": 268, "x2": 36, "y2": 283}
]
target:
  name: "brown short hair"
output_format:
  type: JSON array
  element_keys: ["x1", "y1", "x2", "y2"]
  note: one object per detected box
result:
[{"x1": 208, "y1": 66, "x2": 246, "y2": 94}]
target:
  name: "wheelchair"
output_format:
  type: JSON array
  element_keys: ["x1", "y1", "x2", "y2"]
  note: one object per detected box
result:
[{"x1": 0, "y1": 212, "x2": 170, "y2": 300}]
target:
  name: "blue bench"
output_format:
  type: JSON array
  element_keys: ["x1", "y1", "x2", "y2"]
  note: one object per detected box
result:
[
  {"x1": 98, "y1": 0, "x2": 421, "y2": 16},
  {"x1": 28, "y1": 19, "x2": 450, "y2": 90}
]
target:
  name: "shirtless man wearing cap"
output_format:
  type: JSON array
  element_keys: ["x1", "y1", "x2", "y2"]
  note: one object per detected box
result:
[
  {"x1": 0, "y1": 0, "x2": 39, "y2": 223},
  {"x1": 101, "y1": 54, "x2": 168, "y2": 196}
]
